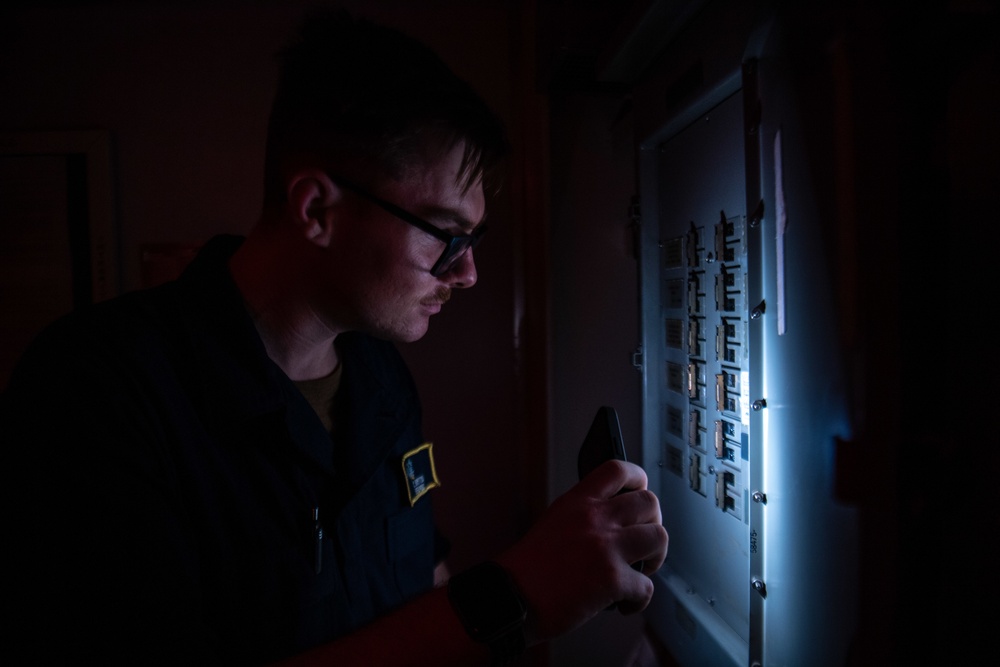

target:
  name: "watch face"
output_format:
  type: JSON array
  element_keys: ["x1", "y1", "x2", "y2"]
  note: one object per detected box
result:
[
  {"x1": 450, "y1": 562, "x2": 527, "y2": 641},
  {"x1": 476, "y1": 580, "x2": 525, "y2": 635}
]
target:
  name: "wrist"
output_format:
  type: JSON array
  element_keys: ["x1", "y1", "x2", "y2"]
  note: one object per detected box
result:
[{"x1": 447, "y1": 561, "x2": 527, "y2": 665}]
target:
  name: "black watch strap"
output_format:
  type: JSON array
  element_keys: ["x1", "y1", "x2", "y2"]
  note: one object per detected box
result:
[
  {"x1": 447, "y1": 561, "x2": 527, "y2": 664},
  {"x1": 487, "y1": 625, "x2": 526, "y2": 666}
]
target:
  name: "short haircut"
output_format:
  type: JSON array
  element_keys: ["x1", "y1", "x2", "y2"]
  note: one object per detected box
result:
[{"x1": 263, "y1": 8, "x2": 508, "y2": 207}]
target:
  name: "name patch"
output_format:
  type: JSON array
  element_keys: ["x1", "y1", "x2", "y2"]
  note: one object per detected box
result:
[{"x1": 401, "y1": 442, "x2": 441, "y2": 506}]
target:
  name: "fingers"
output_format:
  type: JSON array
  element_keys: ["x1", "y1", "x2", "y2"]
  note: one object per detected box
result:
[
  {"x1": 606, "y1": 486, "x2": 661, "y2": 527},
  {"x1": 577, "y1": 464, "x2": 667, "y2": 583},
  {"x1": 616, "y1": 592, "x2": 653, "y2": 616},
  {"x1": 622, "y1": 522, "x2": 669, "y2": 576},
  {"x1": 615, "y1": 576, "x2": 655, "y2": 616},
  {"x1": 577, "y1": 459, "x2": 648, "y2": 498},
  {"x1": 608, "y1": 523, "x2": 669, "y2": 615},
  {"x1": 496, "y1": 462, "x2": 669, "y2": 642},
  {"x1": 601, "y1": 483, "x2": 669, "y2": 614},
  {"x1": 575, "y1": 474, "x2": 668, "y2": 616}
]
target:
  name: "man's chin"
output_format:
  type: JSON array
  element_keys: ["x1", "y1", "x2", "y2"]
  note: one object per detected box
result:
[{"x1": 372, "y1": 319, "x2": 430, "y2": 344}]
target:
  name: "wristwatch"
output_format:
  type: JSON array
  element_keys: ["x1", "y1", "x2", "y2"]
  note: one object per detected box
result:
[{"x1": 447, "y1": 561, "x2": 527, "y2": 664}]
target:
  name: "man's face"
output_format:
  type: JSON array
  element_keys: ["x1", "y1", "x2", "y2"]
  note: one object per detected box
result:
[{"x1": 318, "y1": 144, "x2": 486, "y2": 342}]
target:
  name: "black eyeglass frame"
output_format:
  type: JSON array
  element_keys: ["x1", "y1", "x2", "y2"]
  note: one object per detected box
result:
[{"x1": 329, "y1": 175, "x2": 487, "y2": 277}]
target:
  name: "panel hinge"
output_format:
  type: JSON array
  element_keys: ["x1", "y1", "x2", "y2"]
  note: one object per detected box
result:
[
  {"x1": 631, "y1": 344, "x2": 643, "y2": 372},
  {"x1": 628, "y1": 194, "x2": 641, "y2": 221}
]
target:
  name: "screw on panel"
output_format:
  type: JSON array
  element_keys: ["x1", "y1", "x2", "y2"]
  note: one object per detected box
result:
[
  {"x1": 750, "y1": 300, "x2": 765, "y2": 319},
  {"x1": 752, "y1": 491, "x2": 767, "y2": 504},
  {"x1": 751, "y1": 399, "x2": 767, "y2": 411},
  {"x1": 751, "y1": 578, "x2": 767, "y2": 598}
]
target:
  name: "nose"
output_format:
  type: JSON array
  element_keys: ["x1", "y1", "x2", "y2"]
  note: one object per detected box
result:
[{"x1": 443, "y1": 247, "x2": 478, "y2": 288}]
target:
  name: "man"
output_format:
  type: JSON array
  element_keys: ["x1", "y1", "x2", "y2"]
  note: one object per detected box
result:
[{"x1": 2, "y1": 9, "x2": 667, "y2": 665}]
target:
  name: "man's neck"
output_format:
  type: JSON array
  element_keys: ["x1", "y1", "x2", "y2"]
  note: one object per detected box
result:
[
  {"x1": 228, "y1": 228, "x2": 341, "y2": 381},
  {"x1": 262, "y1": 329, "x2": 340, "y2": 381}
]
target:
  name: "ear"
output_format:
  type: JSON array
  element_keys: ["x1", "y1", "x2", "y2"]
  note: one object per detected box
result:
[{"x1": 285, "y1": 170, "x2": 342, "y2": 247}]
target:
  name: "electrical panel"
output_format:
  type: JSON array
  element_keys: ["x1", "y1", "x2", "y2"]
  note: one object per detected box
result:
[{"x1": 635, "y1": 12, "x2": 860, "y2": 667}]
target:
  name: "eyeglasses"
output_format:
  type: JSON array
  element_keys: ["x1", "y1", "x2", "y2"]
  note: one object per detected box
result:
[{"x1": 329, "y1": 175, "x2": 487, "y2": 277}]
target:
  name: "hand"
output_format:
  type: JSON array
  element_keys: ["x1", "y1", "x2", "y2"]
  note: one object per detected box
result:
[{"x1": 496, "y1": 459, "x2": 668, "y2": 643}]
